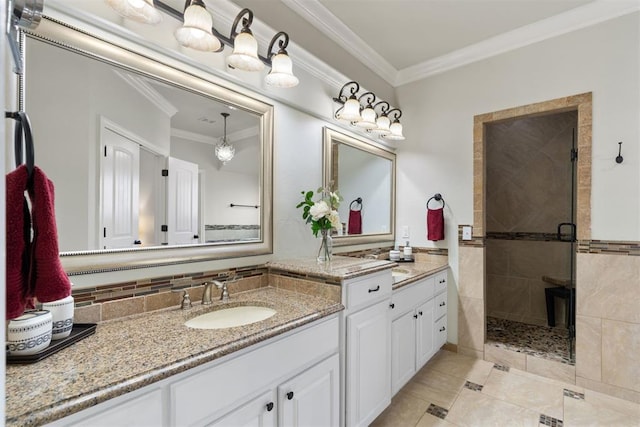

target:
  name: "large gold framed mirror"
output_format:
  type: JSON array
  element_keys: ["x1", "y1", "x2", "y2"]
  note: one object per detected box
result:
[
  {"x1": 17, "y1": 17, "x2": 273, "y2": 275},
  {"x1": 323, "y1": 127, "x2": 396, "y2": 246}
]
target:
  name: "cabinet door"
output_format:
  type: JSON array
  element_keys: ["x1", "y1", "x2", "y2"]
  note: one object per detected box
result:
[
  {"x1": 416, "y1": 298, "x2": 435, "y2": 368},
  {"x1": 346, "y1": 299, "x2": 391, "y2": 427},
  {"x1": 391, "y1": 310, "x2": 417, "y2": 396},
  {"x1": 207, "y1": 391, "x2": 276, "y2": 427},
  {"x1": 279, "y1": 353, "x2": 339, "y2": 427}
]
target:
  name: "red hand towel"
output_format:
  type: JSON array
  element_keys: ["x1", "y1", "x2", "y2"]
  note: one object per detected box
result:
[
  {"x1": 6, "y1": 165, "x2": 31, "y2": 319},
  {"x1": 427, "y1": 208, "x2": 445, "y2": 241},
  {"x1": 348, "y1": 209, "x2": 362, "y2": 235},
  {"x1": 28, "y1": 166, "x2": 71, "y2": 303}
]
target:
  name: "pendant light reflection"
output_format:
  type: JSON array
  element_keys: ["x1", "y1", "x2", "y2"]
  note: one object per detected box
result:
[
  {"x1": 215, "y1": 113, "x2": 235, "y2": 164},
  {"x1": 106, "y1": 0, "x2": 162, "y2": 24},
  {"x1": 175, "y1": 0, "x2": 223, "y2": 52}
]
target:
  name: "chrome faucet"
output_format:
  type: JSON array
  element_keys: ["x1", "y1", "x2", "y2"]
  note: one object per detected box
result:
[
  {"x1": 213, "y1": 280, "x2": 229, "y2": 303},
  {"x1": 201, "y1": 282, "x2": 214, "y2": 305}
]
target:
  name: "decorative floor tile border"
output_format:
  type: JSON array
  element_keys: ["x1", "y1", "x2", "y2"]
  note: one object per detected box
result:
[
  {"x1": 426, "y1": 403, "x2": 449, "y2": 419},
  {"x1": 563, "y1": 389, "x2": 585, "y2": 400},
  {"x1": 540, "y1": 414, "x2": 564, "y2": 426},
  {"x1": 493, "y1": 363, "x2": 510, "y2": 372},
  {"x1": 464, "y1": 381, "x2": 484, "y2": 391}
]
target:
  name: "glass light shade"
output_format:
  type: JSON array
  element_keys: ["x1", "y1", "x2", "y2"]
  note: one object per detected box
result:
[
  {"x1": 106, "y1": 0, "x2": 162, "y2": 24},
  {"x1": 355, "y1": 106, "x2": 377, "y2": 129},
  {"x1": 175, "y1": 4, "x2": 222, "y2": 52},
  {"x1": 385, "y1": 121, "x2": 405, "y2": 140},
  {"x1": 227, "y1": 31, "x2": 264, "y2": 71},
  {"x1": 371, "y1": 115, "x2": 391, "y2": 135},
  {"x1": 264, "y1": 53, "x2": 299, "y2": 88},
  {"x1": 215, "y1": 141, "x2": 235, "y2": 164},
  {"x1": 337, "y1": 97, "x2": 362, "y2": 122}
]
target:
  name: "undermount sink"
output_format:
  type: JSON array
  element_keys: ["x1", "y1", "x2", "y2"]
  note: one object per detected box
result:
[
  {"x1": 185, "y1": 306, "x2": 277, "y2": 330},
  {"x1": 392, "y1": 268, "x2": 412, "y2": 282}
]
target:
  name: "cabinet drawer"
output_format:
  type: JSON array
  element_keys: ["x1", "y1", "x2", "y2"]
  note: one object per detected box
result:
[
  {"x1": 435, "y1": 271, "x2": 448, "y2": 295},
  {"x1": 435, "y1": 316, "x2": 447, "y2": 348},
  {"x1": 390, "y1": 276, "x2": 434, "y2": 319},
  {"x1": 345, "y1": 270, "x2": 392, "y2": 310},
  {"x1": 435, "y1": 291, "x2": 447, "y2": 320}
]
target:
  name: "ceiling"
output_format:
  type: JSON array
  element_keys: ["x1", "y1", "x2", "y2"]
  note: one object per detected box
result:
[{"x1": 228, "y1": 0, "x2": 613, "y2": 88}]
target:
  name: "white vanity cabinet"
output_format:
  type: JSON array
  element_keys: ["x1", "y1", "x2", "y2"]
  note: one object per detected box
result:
[
  {"x1": 390, "y1": 270, "x2": 448, "y2": 396},
  {"x1": 342, "y1": 270, "x2": 393, "y2": 427},
  {"x1": 46, "y1": 315, "x2": 339, "y2": 427}
]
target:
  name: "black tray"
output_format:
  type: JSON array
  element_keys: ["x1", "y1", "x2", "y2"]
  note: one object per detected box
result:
[
  {"x1": 7, "y1": 323, "x2": 97, "y2": 364},
  {"x1": 387, "y1": 258, "x2": 415, "y2": 263}
]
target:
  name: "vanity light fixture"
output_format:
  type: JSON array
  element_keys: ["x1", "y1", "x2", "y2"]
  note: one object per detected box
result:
[
  {"x1": 264, "y1": 32, "x2": 299, "y2": 88},
  {"x1": 215, "y1": 112, "x2": 235, "y2": 164},
  {"x1": 175, "y1": 0, "x2": 223, "y2": 52},
  {"x1": 106, "y1": 0, "x2": 162, "y2": 24},
  {"x1": 385, "y1": 109, "x2": 405, "y2": 140},
  {"x1": 105, "y1": 0, "x2": 299, "y2": 87},
  {"x1": 355, "y1": 92, "x2": 378, "y2": 129},
  {"x1": 334, "y1": 81, "x2": 362, "y2": 123},
  {"x1": 333, "y1": 81, "x2": 405, "y2": 141},
  {"x1": 227, "y1": 9, "x2": 264, "y2": 71}
]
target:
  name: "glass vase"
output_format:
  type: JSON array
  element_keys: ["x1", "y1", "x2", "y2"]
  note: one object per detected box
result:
[{"x1": 317, "y1": 229, "x2": 333, "y2": 263}]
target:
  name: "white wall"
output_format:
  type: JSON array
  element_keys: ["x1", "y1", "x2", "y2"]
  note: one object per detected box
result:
[{"x1": 395, "y1": 12, "x2": 640, "y2": 344}]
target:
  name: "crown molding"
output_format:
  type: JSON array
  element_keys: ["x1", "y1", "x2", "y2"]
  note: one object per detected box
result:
[
  {"x1": 113, "y1": 70, "x2": 179, "y2": 116},
  {"x1": 395, "y1": 0, "x2": 640, "y2": 85},
  {"x1": 281, "y1": 0, "x2": 398, "y2": 85}
]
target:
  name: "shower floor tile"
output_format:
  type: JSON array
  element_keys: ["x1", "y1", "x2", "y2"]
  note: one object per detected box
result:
[{"x1": 486, "y1": 317, "x2": 574, "y2": 365}]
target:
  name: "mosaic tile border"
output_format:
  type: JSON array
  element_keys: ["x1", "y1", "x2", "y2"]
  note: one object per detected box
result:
[
  {"x1": 493, "y1": 363, "x2": 510, "y2": 372},
  {"x1": 486, "y1": 232, "x2": 574, "y2": 242},
  {"x1": 540, "y1": 414, "x2": 564, "y2": 427},
  {"x1": 578, "y1": 240, "x2": 640, "y2": 256},
  {"x1": 72, "y1": 266, "x2": 266, "y2": 305},
  {"x1": 426, "y1": 403, "x2": 449, "y2": 419}
]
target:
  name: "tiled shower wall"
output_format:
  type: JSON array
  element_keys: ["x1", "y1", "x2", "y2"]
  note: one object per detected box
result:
[
  {"x1": 485, "y1": 112, "x2": 576, "y2": 326},
  {"x1": 486, "y1": 239, "x2": 572, "y2": 327}
]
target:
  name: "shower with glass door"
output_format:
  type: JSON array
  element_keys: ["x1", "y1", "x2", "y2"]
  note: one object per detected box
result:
[{"x1": 484, "y1": 110, "x2": 577, "y2": 365}]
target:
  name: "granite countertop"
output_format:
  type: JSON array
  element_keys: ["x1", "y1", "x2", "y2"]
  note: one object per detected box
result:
[
  {"x1": 391, "y1": 258, "x2": 449, "y2": 290},
  {"x1": 5, "y1": 287, "x2": 343, "y2": 427},
  {"x1": 268, "y1": 255, "x2": 395, "y2": 280}
]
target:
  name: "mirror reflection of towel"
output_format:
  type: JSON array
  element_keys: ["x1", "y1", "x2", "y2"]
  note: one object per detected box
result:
[
  {"x1": 427, "y1": 208, "x2": 444, "y2": 241},
  {"x1": 348, "y1": 209, "x2": 362, "y2": 235}
]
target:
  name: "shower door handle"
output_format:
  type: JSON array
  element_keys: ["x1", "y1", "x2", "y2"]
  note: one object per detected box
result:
[{"x1": 557, "y1": 223, "x2": 576, "y2": 242}]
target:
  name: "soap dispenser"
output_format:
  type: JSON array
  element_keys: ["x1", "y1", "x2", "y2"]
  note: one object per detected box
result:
[{"x1": 403, "y1": 241, "x2": 413, "y2": 261}]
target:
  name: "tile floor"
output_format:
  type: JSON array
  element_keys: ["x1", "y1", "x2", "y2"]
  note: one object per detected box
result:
[{"x1": 371, "y1": 350, "x2": 640, "y2": 427}]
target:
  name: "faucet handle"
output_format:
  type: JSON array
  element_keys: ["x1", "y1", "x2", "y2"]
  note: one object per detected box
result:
[
  {"x1": 171, "y1": 289, "x2": 192, "y2": 310},
  {"x1": 213, "y1": 280, "x2": 230, "y2": 302}
]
